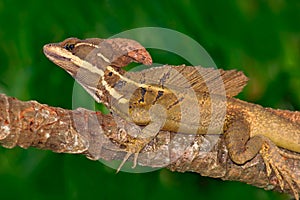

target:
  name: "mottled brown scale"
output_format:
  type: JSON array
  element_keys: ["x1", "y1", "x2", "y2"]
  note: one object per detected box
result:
[
  {"x1": 104, "y1": 67, "x2": 124, "y2": 87},
  {"x1": 129, "y1": 85, "x2": 182, "y2": 131}
]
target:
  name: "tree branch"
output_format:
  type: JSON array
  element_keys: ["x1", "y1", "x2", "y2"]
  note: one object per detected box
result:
[{"x1": 0, "y1": 93, "x2": 299, "y2": 198}]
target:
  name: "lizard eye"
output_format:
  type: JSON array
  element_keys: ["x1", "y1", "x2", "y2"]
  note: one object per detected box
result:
[{"x1": 64, "y1": 43, "x2": 75, "y2": 51}]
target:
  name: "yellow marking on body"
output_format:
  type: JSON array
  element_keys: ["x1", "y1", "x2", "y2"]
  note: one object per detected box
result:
[
  {"x1": 101, "y1": 77, "x2": 128, "y2": 103},
  {"x1": 106, "y1": 66, "x2": 147, "y2": 88}
]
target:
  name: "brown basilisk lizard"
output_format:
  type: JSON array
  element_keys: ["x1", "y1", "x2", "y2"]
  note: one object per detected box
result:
[{"x1": 43, "y1": 37, "x2": 300, "y2": 199}]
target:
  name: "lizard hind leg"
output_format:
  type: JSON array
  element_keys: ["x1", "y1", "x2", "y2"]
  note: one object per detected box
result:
[{"x1": 225, "y1": 119, "x2": 300, "y2": 199}]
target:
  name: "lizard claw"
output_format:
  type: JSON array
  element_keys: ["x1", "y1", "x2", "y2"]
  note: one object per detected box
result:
[
  {"x1": 115, "y1": 122, "x2": 159, "y2": 173},
  {"x1": 116, "y1": 152, "x2": 140, "y2": 173},
  {"x1": 116, "y1": 152, "x2": 132, "y2": 173},
  {"x1": 260, "y1": 140, "x2": 300, "y2": 200}
]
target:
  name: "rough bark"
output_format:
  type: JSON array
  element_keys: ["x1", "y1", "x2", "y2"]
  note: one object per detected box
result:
[{"x1": 0, "y1": 93, "x2": 299, "y2": 198}]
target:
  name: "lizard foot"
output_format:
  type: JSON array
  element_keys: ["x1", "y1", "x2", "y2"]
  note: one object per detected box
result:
[
  {"x1": 115, "y1": 135, "x2": 154, "y2": 172},
  {"x1": 260, "y1": 140, "x2": 300, "y2": 200},
  {"x1": 115, "y1": 118, "x2": 162, "y2": 172}
]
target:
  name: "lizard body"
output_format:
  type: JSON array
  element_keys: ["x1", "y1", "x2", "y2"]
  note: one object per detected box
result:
[
  {"x1": 128, "y1": 87, "x2": 300, "y2": 153},
  {"x1": 43, "y1": 37, "x2": 300, "y2": 198}
]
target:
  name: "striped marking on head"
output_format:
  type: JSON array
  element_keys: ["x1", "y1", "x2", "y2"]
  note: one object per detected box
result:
[
  {"x1": 75, "y1": 42, "x2": 100, "y2": 49},
  {"x1": 71, "y1": 56, "x2": 105, "y2": 77},
  {"x1": 64, "y1": 46, "x2": 132, "y2": 104},
  {"x1": 45, "y1": 42, "x2": 138, "y2": 105},
  {"x1": 97, "y1": 53, "x2": 110, "y2": 63},
  {"x1": 74, "y1": 61, "x2": 129, "y2": 103}
]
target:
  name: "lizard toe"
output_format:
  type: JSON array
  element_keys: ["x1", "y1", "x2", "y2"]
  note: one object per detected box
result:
[{"x1": 260, "y1": 141, "x2": 300, "y2": 200}]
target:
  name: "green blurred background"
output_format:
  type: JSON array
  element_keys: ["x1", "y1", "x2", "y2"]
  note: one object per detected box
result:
[{"x1": 0, "y1": 0, "x2": 299, "y2": 199}]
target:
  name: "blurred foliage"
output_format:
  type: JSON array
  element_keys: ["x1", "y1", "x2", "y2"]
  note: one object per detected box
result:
[{"x1": 0, "y1": 0, "x2": 299, "y2": 199}]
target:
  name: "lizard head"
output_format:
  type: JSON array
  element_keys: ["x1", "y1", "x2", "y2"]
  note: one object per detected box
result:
[
  {"x1": 43, "y1": 37, "x2": 152, "y2": 105},
  {"x1": 43, "y1": 37, "x2": 152, "y2": 77}
]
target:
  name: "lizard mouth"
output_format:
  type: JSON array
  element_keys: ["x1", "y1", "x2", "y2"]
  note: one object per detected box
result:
[
  {"x1": 43, "y1": 44, "x2": 79, "y2": 76},
  {"x1": 43, "y1": 44, "x2": 71, "y2": 60}
]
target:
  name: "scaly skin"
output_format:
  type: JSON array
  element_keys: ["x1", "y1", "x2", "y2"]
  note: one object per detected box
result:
[{"x1": 43, "y1": 37, "x2": 300, "y2": 199}]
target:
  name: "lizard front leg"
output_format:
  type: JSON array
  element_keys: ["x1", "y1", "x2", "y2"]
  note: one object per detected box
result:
[
  {"x1": 112, "y1": 104, "x2": 168, "y2": 172},
  {"x1": 225, "y1": 117, "x2": 300, "y2": 199}
]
